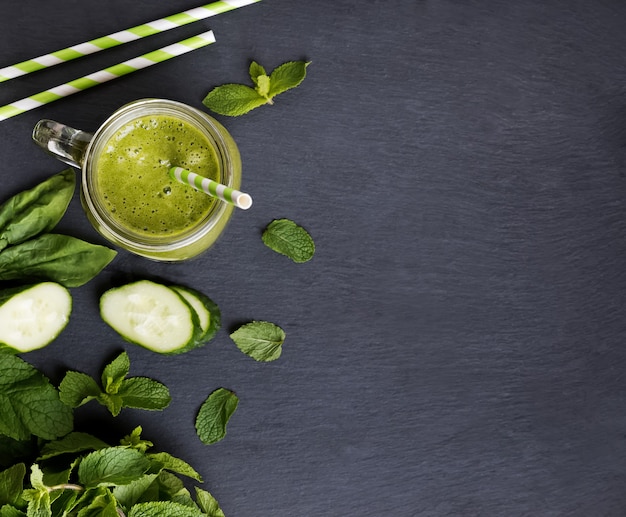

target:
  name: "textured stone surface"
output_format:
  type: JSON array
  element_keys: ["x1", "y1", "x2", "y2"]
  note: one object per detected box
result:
[{"x1": 1, "y1": 1, "x2": 626, "y2": 515}]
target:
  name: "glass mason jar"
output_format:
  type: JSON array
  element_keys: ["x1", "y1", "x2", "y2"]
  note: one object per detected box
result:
[{"x1": 32, "y1": 98, "x2": 242, "y2": 261}]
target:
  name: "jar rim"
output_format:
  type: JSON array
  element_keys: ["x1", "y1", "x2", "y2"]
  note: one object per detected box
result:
[{"x1": 81, "y1": 98, "x2": 235, "y2": 254}]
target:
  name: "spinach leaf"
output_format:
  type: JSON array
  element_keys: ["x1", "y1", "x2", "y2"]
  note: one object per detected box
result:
[
  {"x1": 0, "y1": 233, "x2": 116, "y2": 287},
  {"x1": 0, "y1": 170, "x2": 75, "y2": 252}
]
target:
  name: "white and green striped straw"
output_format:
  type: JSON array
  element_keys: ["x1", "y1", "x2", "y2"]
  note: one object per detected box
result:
[
  {"x1": 0, "y1": 0, "x2": 260, "y2": 82},
  {"x1": 0, "y1": 31, "x2": 216, "y2": 122},
  {"x1": 169, "y1": 166, "x2": 253, "y2": 210}
]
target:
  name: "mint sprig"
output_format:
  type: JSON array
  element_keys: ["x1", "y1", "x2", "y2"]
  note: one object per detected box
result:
[
  {"x1": 203, "y1": 60, "x2": 310, "y2": 116},
  {"x1": 0, "y1": 356, "x2": 229, "y2": 517},
  {"x1": 0, "y1": 428, "x2": 228, "y2": 516},
  {"x1": 59, "y1": 352, "x2": 171, "y2": 417}
]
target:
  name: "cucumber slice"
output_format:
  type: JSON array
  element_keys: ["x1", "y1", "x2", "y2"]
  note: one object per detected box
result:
[
  {"x1": 170, "y1": 285, "x2": 221, "y2": 344},
  {"x1": 100, "y1": 280, "x2": 202, "y2": 354},
  {"x1": 0, "y1": 282, "x2": 71, "y2": 353}
]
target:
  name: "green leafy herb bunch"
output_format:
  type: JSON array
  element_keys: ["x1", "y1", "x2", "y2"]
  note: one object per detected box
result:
[{"x1": 0, "y1": 352, "x2": 227, "y2": 517}]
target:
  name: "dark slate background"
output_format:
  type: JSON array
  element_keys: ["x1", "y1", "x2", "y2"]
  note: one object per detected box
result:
[{"x1": 1, "y1": 1, "x2": 626, "y2": 515}]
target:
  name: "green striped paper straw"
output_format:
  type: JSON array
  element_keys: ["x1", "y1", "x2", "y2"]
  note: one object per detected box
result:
[
  {"x1": 0, "y1": 0, "x2": 260, "y2": 83},
  {"x1": 0, "y1": 31, "x2": 216, "y2": 122},
  {"x1": 169, "y1": 166, "x2": 253, "y2": 210}
]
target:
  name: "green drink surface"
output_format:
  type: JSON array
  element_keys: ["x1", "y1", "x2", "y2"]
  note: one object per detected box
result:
[{"x1": 96, "y1": 114, "x2": 218, "y2": 237}]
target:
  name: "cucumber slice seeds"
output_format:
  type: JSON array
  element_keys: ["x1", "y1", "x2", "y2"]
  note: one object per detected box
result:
[
  {"x1": 0, "y1": 282, "x2": 71, "y2": 353},
  {"x1": 100, "y1": 280, "x2": 205, "y2": 354}
]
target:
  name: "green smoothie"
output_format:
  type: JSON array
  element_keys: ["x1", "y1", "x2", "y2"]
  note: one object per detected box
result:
[{"x1": 96, "y1": 114, "x2": 219, "y2": 237}]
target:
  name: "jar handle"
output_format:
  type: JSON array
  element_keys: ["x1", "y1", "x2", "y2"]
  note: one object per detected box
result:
[{"x1": 32, "y1": 120, "x2": 93, "y2": 169}]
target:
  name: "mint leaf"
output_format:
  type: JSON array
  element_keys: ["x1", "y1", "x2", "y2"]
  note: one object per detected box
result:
[
  {"x1": 128, "y1": 473, "x2": 183, "y2": 508},
  {"x1": 0, "y1": 353, "x2": 72, "y2": 441},
  {"x1": 97, "y1": 393, "x2": 123, "y2": 417},
  {"x1": 59, "y1": 372, "x2": 101, "y2": 408},
  {"x1": 268, "y1": 60, "x2": 310, "y2": 97},
  {"x1": 22, "y1": 465, "x2": 50, "y2": 517},
  {"x1": 72, "y1": 488, "x2": 117, "y2": 517},
  {"x1": 230, "y1": 321, "x2": 285, "y2": 362},
  {"x1": 249, "y1": 61, "x2": 267, "y2": 85},
  {"x1": 119, "y1": 427, "x2": 153, "y2": 454},
  {"x1": 195, "y1": 389, "x2": 239, "y2": 445},
  {"x1": 0, "y1": 464, "x2": 25, "y2": 506},
  {"x1": 38, "y1": 432, "x2": 109, "y2": 461},
  {"x1": 148, "y1": 453, "x2": 202, "y2": 482},
  {"x1": 77, "y1": 447, "x2": 151, "y2": 488},
  {"x1": 202, "y1": 84, "x2": 268, "y2": 116},
  {"x1": 101, "y1": 352, "x2": 130, "y2": 394},
  {"x1": 112, "y1": 474, "x2": 158, "y2": 510},
  {"x1": 117, "y1": 378, "x2": 171, "y2": 411},
  {"x1": 262, "y1": 218, "x2": 315, "y2": 263},
  {"x1": 255, "y1": 75, "x2": 271, "y2": 98},
  {"x1": 28, "y1": 466, "x2": 45, "y2": 492},
  {"x1": 22, "y1": 490, "x2": 50, "y2": 517},
  {"x1": 195, "y1": 487, "x2": 225, "y2": 517},
  {"x1": 63, "y1": 486, "x2": 109, "y2": 516},
  {"x1": 129, "y1": 501, "x2": 204, "y2": 517},
  {"x1": 0, "y1": 504, "x2": 27, "y2": 516},
  {"x1": 153, "y1": 471, "x2": 195, "y2": 507}
]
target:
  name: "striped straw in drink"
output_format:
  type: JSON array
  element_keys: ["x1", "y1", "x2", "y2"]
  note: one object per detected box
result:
[
  {"x1": 0, "y1": 31, "x2": 216, "y2": 122},
  {"x1": 170, "y1": 166, "x2": 253, "y2": 210},
  {"x1": 0, "y1": 0, "x2": 260, "y2": 82}
]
